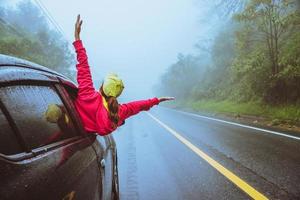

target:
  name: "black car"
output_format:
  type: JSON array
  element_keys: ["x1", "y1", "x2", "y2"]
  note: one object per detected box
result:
[{"x1": 0, "y1": 54, "x2": 119, "y2": 200}]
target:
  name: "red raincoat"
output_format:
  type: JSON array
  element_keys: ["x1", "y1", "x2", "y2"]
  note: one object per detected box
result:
[{"x1": 73, "y1": 40, "x2": 159, "y2": 135}]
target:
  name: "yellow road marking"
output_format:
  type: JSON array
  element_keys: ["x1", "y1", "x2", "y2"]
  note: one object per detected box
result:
[{"x1": 147, "y1": 112, "x2": 268, "y2": 200}]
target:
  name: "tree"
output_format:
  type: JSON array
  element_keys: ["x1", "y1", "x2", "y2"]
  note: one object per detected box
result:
[
  {"x1": 155, "y1": 0, "x2": 300, "y2": 104},
  {"x1": 0, "y1": 1, "x2": 75, "y2": 80},
  {"x1": 156, "y1": 54, "x2": 202, "y2": 100},
  {"x1": 233, "y1": 0, "x2": 300, "y2": 103},
  {"x1": 235, "y1": 0, "x2": 298, "y2": 75}
]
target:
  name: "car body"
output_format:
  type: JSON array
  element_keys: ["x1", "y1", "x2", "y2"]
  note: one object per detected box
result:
[{"x1": 0, "y1": 54, "x2": 119, "y2": 200}]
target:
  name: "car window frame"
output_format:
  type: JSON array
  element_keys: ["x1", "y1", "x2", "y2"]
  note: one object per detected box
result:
[
  {"x1": 0, "y1": 80, "x2": 85, "y2": 161},
  {"x1": 54, "y1": 81, "x2": 87, "y2": 137}
]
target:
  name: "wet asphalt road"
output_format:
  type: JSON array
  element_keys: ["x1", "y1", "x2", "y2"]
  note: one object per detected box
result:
[{"x1": 113, "y1": 106, "x2": 300, "y2": 200}]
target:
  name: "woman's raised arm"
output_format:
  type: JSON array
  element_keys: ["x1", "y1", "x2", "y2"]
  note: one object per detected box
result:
[{"x1": 73, "y1": 15, "x2": 96, "y2": 99}]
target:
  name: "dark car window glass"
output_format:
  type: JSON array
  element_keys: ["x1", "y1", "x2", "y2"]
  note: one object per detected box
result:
[
  {"x1": 0, "y1": 85, "x2": 78, "y2": 149},
  {"x1": 0, "y1": 109, "x2": 22, "y2": 155}
]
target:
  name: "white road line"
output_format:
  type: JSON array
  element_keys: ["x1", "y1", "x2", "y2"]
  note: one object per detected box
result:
[
  {"x1": 146, "y1": 112, "x2": 269, "y2": 200},
  {"x1": 162, "y1": 107, "x2": 300, "y2": 141}
]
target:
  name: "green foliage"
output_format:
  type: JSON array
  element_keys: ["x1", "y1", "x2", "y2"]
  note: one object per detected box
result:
[
  {"x1": 155, "y1": 0, "x2": 300, "y2": 119},
  {"x1": 156, "y1": 54, "x2": 203, "y2": 100},
  {"x1": 202, "y1": 23, "x2": 236, "y2": 99},
  {"x1": 0, "y1": 1, "x2": 75, "y2": 80},
  {"x1": 233, "y1": 0, "x2": 300, "y2": 104}
]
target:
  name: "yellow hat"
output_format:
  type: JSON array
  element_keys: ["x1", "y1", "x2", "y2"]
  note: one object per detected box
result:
[
  {"x1": 103, "y1": 73, "x2": 124, "y2": 97},
  {"x1": 45, "y1": 104, "x2": 62, "y2": 123}
]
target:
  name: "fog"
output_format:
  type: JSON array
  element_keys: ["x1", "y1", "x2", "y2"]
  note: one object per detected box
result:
[
  {"x1": 1, "y1": 0, "x2": 236, "y2": 100},
  {"x1": 2, "y1": 0, "x2": 298, "y2": 106},
  {"x1": 30, "y1": 0, "x2": 208, "y2": 100}
]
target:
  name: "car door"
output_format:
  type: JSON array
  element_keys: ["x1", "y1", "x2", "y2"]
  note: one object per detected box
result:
[
  {"x1": 61, "y1": 83, "x2": 114, "y2": 200},
  {"x1": 93, "y1": 135, "x2": 114, "y2": 200},
  {"x1": 0, "y1": 82, "x2": 102, "y2": 200}
]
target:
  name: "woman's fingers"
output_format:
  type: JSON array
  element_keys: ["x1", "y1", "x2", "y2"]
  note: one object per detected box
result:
[
  {"x1": 75, "y1": 14, "x2": 82, "y2": 40},
  {"x1": 159, "y1": 96, "x2": 175, "y2": 102},
  {"x1": 76, "y1": 15, "x2": 82, "y2": 28},
  {"x1": 77, "y1": 14, "x2": 80, "y2": 24}
]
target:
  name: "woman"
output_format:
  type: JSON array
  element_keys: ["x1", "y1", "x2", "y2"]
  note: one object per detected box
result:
[{"x1": 73, "y1": 15, "x2": 174, "y2": 136}]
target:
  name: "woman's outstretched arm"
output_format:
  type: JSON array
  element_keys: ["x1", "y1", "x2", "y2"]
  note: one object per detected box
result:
[
  {"x1": 118, "y1": 97, "x2": 174, "y2": 122},
  {"x1": 73, "y1": 15, "x2": 96, "y2": 99}
]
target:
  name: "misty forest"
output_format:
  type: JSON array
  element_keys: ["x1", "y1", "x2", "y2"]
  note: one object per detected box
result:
[
  {"x1": 155, "y1": 0, "x2": 300, "y2": 123},
  {"x1": 0, "y1": 0, "x2": 75, "y2": 79},
  {"x1": 1, "y1": 0, "x2": 300, "y2": 124}
]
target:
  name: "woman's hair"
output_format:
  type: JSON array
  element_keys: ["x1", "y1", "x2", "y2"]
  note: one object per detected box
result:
[{"x1": 100, "y1": 85, "x2": 119, "y2": 129}]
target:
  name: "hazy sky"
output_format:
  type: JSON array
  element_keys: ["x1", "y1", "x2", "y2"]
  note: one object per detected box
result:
[{"x1": 36, "y1": 0, "x2": 209, "y2": 99}]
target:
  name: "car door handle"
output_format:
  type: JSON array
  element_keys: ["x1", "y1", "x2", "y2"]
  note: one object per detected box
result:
[{"x1": 100, "y1": 159, "x2": 105, "y2": 168}]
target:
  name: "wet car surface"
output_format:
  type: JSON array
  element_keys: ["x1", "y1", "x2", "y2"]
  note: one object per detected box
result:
[{"x1": 0, "y1": 54, "x2": 119, "y2": 200}]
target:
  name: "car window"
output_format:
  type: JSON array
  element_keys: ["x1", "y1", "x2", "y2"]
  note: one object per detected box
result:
[
  {"x1": 0, "y1": 85, "x2": 78, "y2": 150},
  {"x1": 0, "y1": 108, "x2": 22, "y2": 155}
]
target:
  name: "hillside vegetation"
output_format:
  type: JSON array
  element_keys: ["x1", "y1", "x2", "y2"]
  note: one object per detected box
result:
[
  {"x1": 0, "y1": 0, "x2": 75, "y2": 79},
  {"x1": 156, "y1": 0, "x2": 300, "y2": 123}
]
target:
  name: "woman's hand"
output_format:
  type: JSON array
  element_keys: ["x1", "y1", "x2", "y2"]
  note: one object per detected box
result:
[
  {"x1": 75, "y1": 14, "x2": 83, "y2": 41},
  {"x1": 158, "y1": 97, "x2": 175, "y2": 103}
]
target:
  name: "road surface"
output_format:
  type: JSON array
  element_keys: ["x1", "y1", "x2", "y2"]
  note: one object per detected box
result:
[{"x1": 113, "y1": 106, "x2": 300, "y2": 200}]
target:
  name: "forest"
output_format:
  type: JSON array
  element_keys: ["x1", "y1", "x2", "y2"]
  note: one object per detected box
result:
[
  {"x1": 155, "y1": 0, "x2": 300, "y2": 123},
  {"x1": 0, "y1": 0, "x2": 75, "y2": 79}
]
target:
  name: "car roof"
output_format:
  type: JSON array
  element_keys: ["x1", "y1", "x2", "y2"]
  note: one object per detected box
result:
[
  {"x1": 0, "y1": 54, "x2": 77, "y2": 89},
  {"x1": 0, "y1": 54, "x2": 66, "y2": 77}
]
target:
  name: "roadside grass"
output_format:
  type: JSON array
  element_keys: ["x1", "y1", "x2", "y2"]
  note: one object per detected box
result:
[{"x1": 167, "y1": 100, "x2": 300, "y2": 123}]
